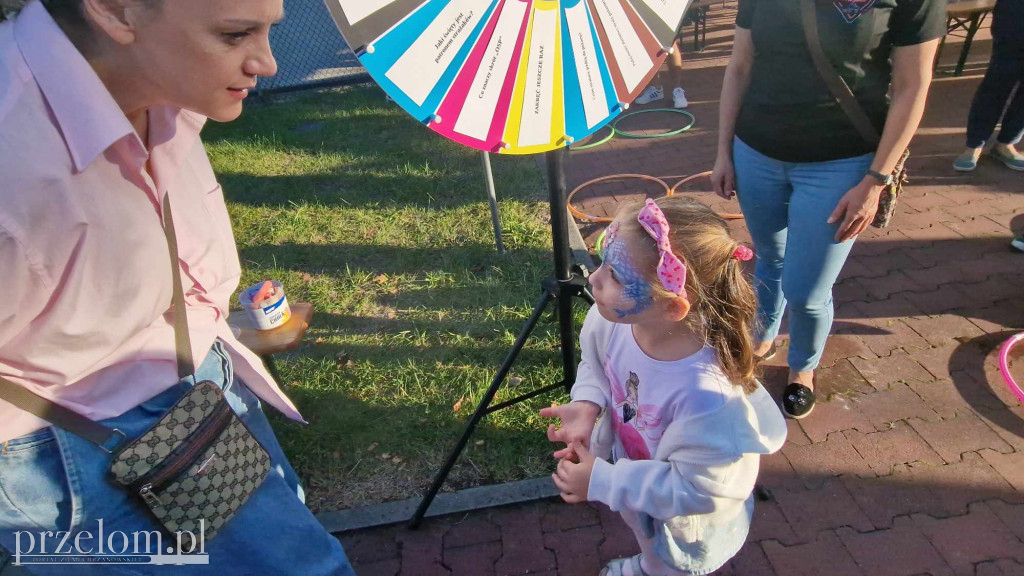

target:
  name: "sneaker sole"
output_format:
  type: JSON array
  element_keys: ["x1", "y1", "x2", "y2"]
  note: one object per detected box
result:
[
  {"x1": 782, "y1": 402, "x2": 814, "y2": 420},
  {"x1": 1011, "y1": 239, "x2": 1024, "y2": 252},
  {"x1": 952, "y1": 163, "x2": 976, "y2": 172}
]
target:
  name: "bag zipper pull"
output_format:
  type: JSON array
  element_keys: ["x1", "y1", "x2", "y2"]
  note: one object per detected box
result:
[{"x1": 140, "y1": 484, "x2": 162, "y2": 507}]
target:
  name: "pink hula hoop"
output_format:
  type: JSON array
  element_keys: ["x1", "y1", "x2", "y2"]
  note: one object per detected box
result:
[{"x1": 998, "y1": 332, "x2": 1024, "y2": 404}]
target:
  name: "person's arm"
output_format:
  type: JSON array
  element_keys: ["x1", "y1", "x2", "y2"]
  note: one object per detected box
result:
[
  {"x1": 712, "y1": 27, "x2": 755, "y2": 199},
  {"x1": 829, "y1": 38, "x2": 941, "y2": 241}
]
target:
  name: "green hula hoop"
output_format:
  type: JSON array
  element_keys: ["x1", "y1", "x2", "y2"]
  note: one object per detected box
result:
[
  {"x1": 569, "y1": 124, "x2": 615, "y2": 151},
  {"x1": 612, "y1": 108, "x2": 695, "y2": 139}
]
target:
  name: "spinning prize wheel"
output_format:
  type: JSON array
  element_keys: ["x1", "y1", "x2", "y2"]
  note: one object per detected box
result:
[{"x1": 324, "y1": 0, "x2": 693, "y2": 154}]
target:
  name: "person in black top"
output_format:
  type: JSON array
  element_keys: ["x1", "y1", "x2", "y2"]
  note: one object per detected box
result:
[
  {"x1": 710, "y1": 0, "x2": 947, "y2": 419},
  {"x1": 953, "y1": 0, "x2": 1024, "y2": 172}
]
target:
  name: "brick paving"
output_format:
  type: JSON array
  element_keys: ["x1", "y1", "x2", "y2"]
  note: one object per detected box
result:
[{"x1": 340, "y1": 6, "x2": 1024, "y2": 575}]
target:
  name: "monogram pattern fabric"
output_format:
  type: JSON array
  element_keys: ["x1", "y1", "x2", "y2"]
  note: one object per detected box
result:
[
  {"x1": 108, "y1": 380, "x2": 270, "y2": 550},
  {"x1": 146, "y1": 416, "x2": 270, "y2": 548},
  {"x1": 111, "y1": 381, "x2": 222, "y2": 485},
  {"x1": 872, "y1": 148, "x2": 909, "y2": 229}
]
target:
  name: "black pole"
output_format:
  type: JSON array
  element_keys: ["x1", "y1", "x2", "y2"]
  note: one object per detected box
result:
[
  {"x1": 408, "y1": 146, "x2": 590, "y2": 529},
  {"x1": 546, "y1": 149, "x2": 578, "y2": 389}
]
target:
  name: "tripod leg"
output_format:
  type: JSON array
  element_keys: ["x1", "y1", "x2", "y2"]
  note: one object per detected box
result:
[{"x1": 409, "y1": 289, "x2": 555, "y2": 528}]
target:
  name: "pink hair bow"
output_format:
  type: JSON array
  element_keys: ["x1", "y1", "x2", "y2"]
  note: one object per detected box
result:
[
  {"x1": 637, "y1": 199, "x2": 687, "y2": 297},
  {"x1": 733, "y1": 245, "x2": 754, "y2": 261}
]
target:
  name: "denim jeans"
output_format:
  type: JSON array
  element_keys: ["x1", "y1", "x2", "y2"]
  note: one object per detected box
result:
[
  {"x1": 0, "y1": 340, "x2": 354, "y2": 575},
  {"x1": 733, "y1": 137, "x2": 873, "y2": 372},
  {"x1": 965, "y1": 55, "x2": 1024, "y2": 149}
]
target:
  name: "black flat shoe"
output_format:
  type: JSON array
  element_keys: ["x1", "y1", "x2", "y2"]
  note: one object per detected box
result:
[
  {"x1": 755, "y1": 342, "x2": 777, "y2": 363},
  {"x1": 782, "y1": 382, "x2": 815, "y2": 419}
]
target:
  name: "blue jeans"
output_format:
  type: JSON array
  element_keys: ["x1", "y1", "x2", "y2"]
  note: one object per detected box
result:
[
  {"x1": 733, "y1": 137, "x2": 873, "y2": 372},
  {"x1": 0, "y1": 341, "x2": 354, "y2": 575}
]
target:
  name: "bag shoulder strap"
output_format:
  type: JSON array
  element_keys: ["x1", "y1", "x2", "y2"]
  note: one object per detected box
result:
[
  {"x1": 0, "y1": 193, "x2": 193, "y2": 452},
  {"x1": 799, "y1": 0, "x2": 881, "y2": 146}
]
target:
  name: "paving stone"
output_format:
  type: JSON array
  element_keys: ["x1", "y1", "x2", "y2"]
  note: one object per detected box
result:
[
  {"x1": 979, "y1": 449, "x2": 1024, "y2": 493},
  {"x1": 783, "y1": 431, "x2": 875, "y2": 480},
  {"x1": 352, "y1": 559, "x2": 401, "y2": 576},
  {"x1": 540, "y1": 502, "x2": 600, "y2": 533},
  {"x1": 773, "y1": 478, "x2": 874, "y2": 542},
  {"x1": 758, "y1": 450, "x2": 804, "y2": 492},
  {"x1": 913, "y1": 502, "x2": 1024, "y2": 575},
  {"x1": 443, "y1": 513, "x2": 501, "y2": 549},
  {"x1": 339, "y1": 525, "x2": 401, "y2": 565},
  {"x1": 797, "y1": 394, "x2": 876, "y2": 443},
  {"x1": 845, "y1": 421, "x2": 944, "y2": 474},
  {"x1": 854, "y1": 382, "x2": 940, "y2": 426},
  {"x1": 905, "y1": 452, "x2": 1017, "y2": 516},
  {"x1": 988, "y1": 500, "x2": 1024, "y2": 542},
  {"x1": 762, "y1": 531, "x2": 863, "y2": 576},
  {"x1": 994, "y1": 559, "x2": 1024, "y2": 576},
  {"x1": 842, "y1": 466, "x2": 940, "y2": 529},
  {"x1": 443, "y1": 541, "x2": 501, "y2": 576},
  {"x1": 908, "y1": 413, "x2": 1014, "y2": 464},
  {"x1": 542, "y1": 525, "x2": 603, "y2": 576},
  {"x1": 817, "y1": 335, "x2": 877, "y2": 369},
  {"x1": 491, "y1": 503, "x2": 557, "y2": 576},
  {"x1": 596, "y1": 505, "x2": 639, "y2": 566},
  {"x1": 396, "y1": 523, "x2": 451, "y2": 576},
  {"x1": 749, "y1": 498, "x2": 800, "y2": 546},
  {"x1": 717, "y1": 542, "x2": 776, "y2": 576},
  {"x1": 855, "y1": 316, "x2": 932, "y2": 358},
  {"x1": 815, "y1": 358, "x2": 875, "y2": 397},
  {"x1": 861, "y1": 271, "x2": 929, "y2": 300},
  {"x1": 909, "y1": 344, "x2": 958, "y2": 381},
  {"x1": 837, "y1": 516, "x2": 954, "y2": 576},
  {"x1": 786, "y1": 418, "x2": 812, "y2": 446},
  {"x1": 975, "y1": 405, "x2": 1024, "y2": 452},
  {"x1": 850, "y1": 349, "x2": 935, "y2": 391},
  {"x1": 905, "y1": 378, "x2": 973, "y2": 419},
  {"x1": 903, "y1": 314, "x2": 985, "y2": 348}
]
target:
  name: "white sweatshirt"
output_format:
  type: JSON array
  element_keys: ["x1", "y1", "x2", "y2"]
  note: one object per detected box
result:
[{"x1": 570, "y1": 306, "x2": 787, "y2": 531}]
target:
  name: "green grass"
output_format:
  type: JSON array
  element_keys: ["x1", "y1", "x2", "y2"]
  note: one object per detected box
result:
[{"x1": 203, "y1": 85, "x2": 587, "y2": 511}]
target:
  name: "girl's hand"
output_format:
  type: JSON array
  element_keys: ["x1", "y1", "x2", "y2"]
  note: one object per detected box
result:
[
  {"x1": 829, "y1": 177, "x2": 883, "y2": 242},
  {"x1": 539, "y1": 401, "x2": 601, "y2": 460},
  {"x1": 552, "y1": 442, "x2": 596, "y2": 503},
  {"x1": 711, "y1": 155, "x2": 736, "y2": 200}
]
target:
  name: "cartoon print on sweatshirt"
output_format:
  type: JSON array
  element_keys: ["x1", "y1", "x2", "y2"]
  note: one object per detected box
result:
[{"x1": 603, "y1": 362, "x2": 664, "y2": 460}]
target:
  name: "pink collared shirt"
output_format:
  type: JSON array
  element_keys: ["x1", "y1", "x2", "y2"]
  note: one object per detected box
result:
[{"x1": 0, "y1": 1, "x2": 303, "y2": 444}]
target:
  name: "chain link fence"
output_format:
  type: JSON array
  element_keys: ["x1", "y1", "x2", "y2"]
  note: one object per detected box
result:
[{"x1": 256, "y1": 0, "x2": 370, "y2": 95}]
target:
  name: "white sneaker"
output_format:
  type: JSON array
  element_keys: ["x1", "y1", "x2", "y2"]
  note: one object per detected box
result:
[
  {"x1": 672, "y1": 87, "x2": 688, "y2": 108},
  {"x1": 635, "y1": 85, "x2": 664, "y2": 104}
]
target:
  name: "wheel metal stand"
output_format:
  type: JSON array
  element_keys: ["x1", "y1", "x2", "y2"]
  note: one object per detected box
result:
[{"x1": 409, "y1": 148, "x2": 595, "y2": 528}]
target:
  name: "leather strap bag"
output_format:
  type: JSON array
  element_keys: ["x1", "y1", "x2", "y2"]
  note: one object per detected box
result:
[
  {"x1": 0, "y1": 194, "x2": 270, "y2": 551},
  {"x1": 800, "y1": 0, "x2": 908, "y2": 228}
]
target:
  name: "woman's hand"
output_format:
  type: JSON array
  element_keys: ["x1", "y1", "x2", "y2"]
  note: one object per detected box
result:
[
  {"x1": 539, "y1": 401, "x2": 601, "y2": 460},
  {"x1": 552, "y1": 442, "x2": 596, "y2": 503},
  {"x1": 829, "y1": 177, "x2": 883, "y2": 242},
  {"x1": 711, "y1": 154, "x2": 737, "y2": 200}
]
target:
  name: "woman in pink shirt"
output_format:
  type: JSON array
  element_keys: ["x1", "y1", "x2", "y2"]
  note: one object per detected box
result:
[{"x1": 0, "y1": 1, "x2": 354, "y2": 572}]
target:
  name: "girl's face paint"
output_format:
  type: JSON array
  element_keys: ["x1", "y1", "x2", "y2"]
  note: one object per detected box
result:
[{"x1": 599, "y1": 231, "x2": 654, "y2": 319}]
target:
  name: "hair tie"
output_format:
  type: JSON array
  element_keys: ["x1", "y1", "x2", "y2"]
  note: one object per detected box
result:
[
  {"x1": 733, "y1": 245, "x2": 754, "y2": 261},
  {"x1": 637, "y1": 199, "x2": 687, "y2": 297}
]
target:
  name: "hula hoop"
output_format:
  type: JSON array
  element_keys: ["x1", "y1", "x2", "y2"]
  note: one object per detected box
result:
[
  {"x1": 569, "y1": 125, "x2": 615, "y2": 151},
  {"x1": 998, "y1": 332, "x2": 1024, "y2": 404},
  {"x1": 612, "y1": 108, "x2": 696, "y2": 139},
  {"x1": 567, "y1": 174, "x2": 671, "y2": 223},
  {"x1": 669, "y1": 171, "x2": 745, "y2": 220}
]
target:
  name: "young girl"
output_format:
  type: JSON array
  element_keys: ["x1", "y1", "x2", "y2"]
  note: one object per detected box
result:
[{"x1": 540, "y1": 197, "x2": 787, "y2": 576}]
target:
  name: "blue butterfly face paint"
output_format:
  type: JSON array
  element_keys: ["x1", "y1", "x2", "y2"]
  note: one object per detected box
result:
[{"x1": 602, "y1": 232, "x2": 654, "y2": 318}]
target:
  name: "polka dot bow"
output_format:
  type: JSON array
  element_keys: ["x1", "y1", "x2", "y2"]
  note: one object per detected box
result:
[{"x1": 637, "y1": 199, "x2": 687, "y2": 298}]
